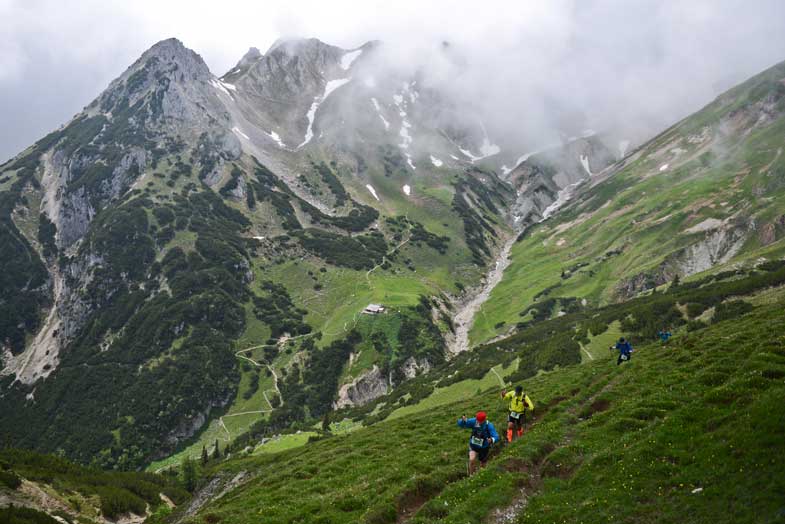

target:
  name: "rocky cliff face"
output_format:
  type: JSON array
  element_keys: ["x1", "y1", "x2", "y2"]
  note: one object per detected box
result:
[
  {"x1": 506, "y1": 135, "x2": 617, "y2": 227},
  {"x1": 334, "y1": 365, "x2": 389, "y2": 409}
]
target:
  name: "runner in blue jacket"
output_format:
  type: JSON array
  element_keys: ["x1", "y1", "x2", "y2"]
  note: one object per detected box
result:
[
  {"x1": 457, "y1": 411, "x2": 499, "y2": 475},
  {"x1": 613, "y1": 337, "x2": 633, "y2": 365}
]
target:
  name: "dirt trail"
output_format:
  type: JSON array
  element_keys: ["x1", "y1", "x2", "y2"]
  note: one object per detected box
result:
[
  {"x1": 449, "y1": 234, "x2": 517, "y2": 354},
  {"x1": 489, "y1": 375, "x2": 622, "y2": 523},
  {"x1": 265, "y1": 364, "x2": 282, "y2": 407},
  {"x1": 218, "y1": 335, "x2": 307, "y2": 440},
  {"x1": 366, "y1": 215, "x2": 412, "y2": 286},
  {"x1": 491, "y1": 367, "x2": 508, "y2": 387}
]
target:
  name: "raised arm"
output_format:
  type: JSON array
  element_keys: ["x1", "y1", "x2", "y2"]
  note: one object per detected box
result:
[{"x1": 457, "y1": 416, "x2": 475, "y2": 428}]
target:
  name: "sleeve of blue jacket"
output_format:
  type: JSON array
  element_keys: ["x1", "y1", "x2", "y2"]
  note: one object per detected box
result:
[
  {"x1": 457, "y1": 417, "x2": 476, "y2": 428},
  {"x1": 486, "y1": 422, "x2": 500, "y2": 443}
]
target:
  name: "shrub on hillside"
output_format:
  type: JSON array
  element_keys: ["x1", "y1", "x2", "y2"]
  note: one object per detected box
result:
[
  {"x1": 686, "y1": 320, "x2": 708, "y2": 332},
  {"x1": 0, "y1": 469, "x2": 21, "y2": 489},
  {"x1": 0, "y1": 506, "x2": 59, "y2": 524},
  {"x1": 95, "y1": 486, "x2": 147, "y2": 519},
  {"x1": 685, "y1": 302, "x2": 708, "y2": 319},
  {"x1": 713, "y1": 300, "x2": 754, "y2": 324}
]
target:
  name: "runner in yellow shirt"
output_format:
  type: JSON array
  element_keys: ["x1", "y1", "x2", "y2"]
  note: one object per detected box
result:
[{"x1": 501, "y1": 385, "x2": 534, "y2": 443}]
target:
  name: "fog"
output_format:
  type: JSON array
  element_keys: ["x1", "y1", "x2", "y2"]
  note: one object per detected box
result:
[{"x1": 2, "y1": 0, "x2": 784, "y2": 162}]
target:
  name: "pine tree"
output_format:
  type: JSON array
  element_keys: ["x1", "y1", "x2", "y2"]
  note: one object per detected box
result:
[
  {"x1": 181, "y1": 456, "x2": 197, "y2": 492},
  {"x1": 212, "y1": 439, "x2": 221, "y2": 460},
  {"x1": 201, "y1": 445, "x2": 208, "y2": 466}
]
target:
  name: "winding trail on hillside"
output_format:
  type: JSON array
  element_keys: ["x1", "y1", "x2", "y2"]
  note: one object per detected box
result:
[
  {"x1": 449, "y1": 234, "x2": 518, "y2": 354},
  {"x1": 366, "y1": 233, "x2": 412, "y2": 286},
  {"x1": 265, "y1": 364, "x2": 283, "y2": 407},
  {"x1": 491, "y1": 367, "x2": 508, "y2": 387},
  {"x1": 217, "y1": 335, "x2": 315, "y2": 440},
  {"x1": 579, "y1": 343, "x2": 595, "y2": 361}
]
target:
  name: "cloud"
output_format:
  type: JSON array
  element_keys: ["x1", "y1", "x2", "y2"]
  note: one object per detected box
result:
[{"x1": 1, "y1": 0, "x2": 784, "y2": 162}]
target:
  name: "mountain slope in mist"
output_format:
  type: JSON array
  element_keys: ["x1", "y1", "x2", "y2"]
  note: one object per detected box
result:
[{"x1": 470, "y1": 58, "x2": 785, "y2": 344}]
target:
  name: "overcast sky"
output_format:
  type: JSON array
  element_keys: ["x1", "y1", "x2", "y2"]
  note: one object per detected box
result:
[{"x1": 2, "y1": 0, "x2": 785, "y2": 162}]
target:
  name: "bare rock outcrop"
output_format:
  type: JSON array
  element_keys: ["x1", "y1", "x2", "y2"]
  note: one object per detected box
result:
[{"x1": 334, "y1": 365, "x2": 388, "y2": 409}]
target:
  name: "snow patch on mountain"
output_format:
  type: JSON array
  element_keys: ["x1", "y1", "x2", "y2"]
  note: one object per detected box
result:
[
  {"x1": 579, "y1": 155, "x2": 592, "y2": 176},
  {"x1": 505, "y1": 148, "x2": 548, "y2": 173},
  {"x1": 402, "y1": 184, "x2": 411, "y2": 196},
  {"x1": 399, "y1": 121, "x2": 412, "y2": 149},
  {"x1": 299, "y1": 78, "x2": 351, "y2": 148},
  {"x1": 459, "y1": 139, "x2": 500, "y2": 163},
  {"x1": 266, "y1": 130, "x2": 286, "y2": 148},
  {"x1": 405, "y1": 153, "x2": 416, "y2": 170},
  {"x1": 479, "y1": 138, "x2": 501, "y2": 158},
  {"x1": 459, "y1": 147, "x2": 478, "y2": 161},
  {"x1": 504, "y1": 152, "x2": 539, "y2": 174},
  {"x1": 430, "y1": 155, "x2": 443, "y2": 167},
  {"x1": 210, "y1": 79, "x2": 233, "y2": 97},
  {"x1": 392, "y1": 87, "x2": 415, "y2": 155},
  {"x1": 341, "y1": 49, "x2": 363, "y2": 70},
  {"x1": 366, "y1": 184, "x2": 380, "y2": 201},
  {"x1": 371, "y1": 98, "x2": 390, "y2": 130},
  {"x1": 232, "y1": 127, "x2": 250, "y2": 140},
  {"x1": 405, "y1": 81, "x2": 419, "y2": 103},
  {"x1": 659, "y1": 164, "x2": 669, "y2": 172},
  {"x1": 475, "y1": 120, "x2": 501, "y2": 159}
]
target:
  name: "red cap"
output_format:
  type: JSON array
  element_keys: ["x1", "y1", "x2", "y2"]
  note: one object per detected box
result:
[{"x1": 476, "y1": 411, "x2": 487, "y2": 423}]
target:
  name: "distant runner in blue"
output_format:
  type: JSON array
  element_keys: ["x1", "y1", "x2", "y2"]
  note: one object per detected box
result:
[
  {"x1": 612, "y1": 337, "x2": 633, "y2": 365},
  {"x1": 657, "y1": 329, "x2": 672, "y2": 344},
  {"x1": 457, "y1": 411, "x2": 499, "y2": 475}
]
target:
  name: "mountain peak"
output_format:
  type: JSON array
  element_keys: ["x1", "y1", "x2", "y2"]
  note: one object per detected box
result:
[
  {"x1": 142, "y1": 37, "x2": 188, "y2": 58},
  {"x1": 266, "y1": 37, "x2": 343, "y2": 57},
  {"x1": 137, "y1": 37, "x2": 211, "y2": 76},
  {"x1": 242, "y1": 46, "x2": 262, "y2": 62},
  {"x1": 223, "y1": 47, "x2": 263, "y2": 78}
]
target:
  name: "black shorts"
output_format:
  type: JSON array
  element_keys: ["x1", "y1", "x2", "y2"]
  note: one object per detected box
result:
[
  {"x1": 508, "y1": 412, "x2": 525, "y2": 425},
  {"x1": 469, "y1": 445, "x2": 490, "y2": 463}
]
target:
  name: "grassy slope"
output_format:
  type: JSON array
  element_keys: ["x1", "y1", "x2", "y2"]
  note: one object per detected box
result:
[
  {"x1": 471, "y1": 61, "x2": 785, "y2": 344},
  {"x1": 190, "y1": 296, "x2": 785, "y2": 524}
]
